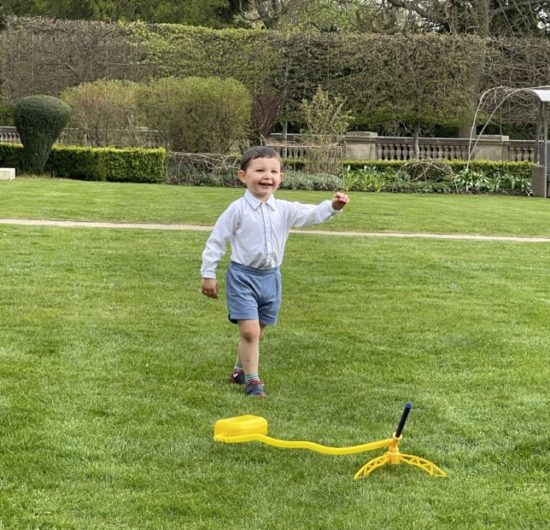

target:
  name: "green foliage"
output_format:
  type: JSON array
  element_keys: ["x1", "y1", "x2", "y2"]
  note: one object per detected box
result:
[
  {"x1": 0, "y1": 142, "x2": 165, "y2": 182},
  {"x1": 61, "y1": 80, "x2": 141, "y2": 147},
  {"x1": 171, "y1": 167, "x2": 344, "y2": 191},
  {"x1": 454, "y1": 167, "x2": 533, "y2": 194},
  {"x1": 341, "y1": 159, "x2": 532, "y2": 195},
  {"x1": 4, "y1": 142, "x2": 525, "y2": 190},
  {"x1": 128, "y1": 23, "x2": 279, "y2": 86},
  {"x1": 448, "y1": 159, "x2": 532, "y2": 180},
  {"x1": 127, "y1": 23, "x2": 283, "y2": 136},
  {"x1": 5, "y1": 18, "x2": 550, "y2": 133},
  {"x1": 128, "y1": 24, "x2": 485, "y2": 129},
  {"x1": 280, "y1": 170, "x2": 343, "y2": 191},
  {"x1": 0, "y1": 0, "x2": 238, "y2": 26},
  {"x1": 0, "y1": 103, "x2": 14, "y2": 125},
  {"x1": 4, "y1": 18, "x2": 550, "y2": 135},
  {"x1": 343, "y1": 159, "x2": 532, "y2": 179},
  {"x1": 0, "y1": 142, "x2": 24, "y2": 168},
  {"x1": 454, "y1": 168, "x2": 491, "y2": 193},
  {"x1": 484, "y1": 38, "x2": 550, "y2": 126},
  {"x1": 137, "y1": 76, "x2": 252, "y2": 153},
  {"x1": 13, "y1": 95, "x2": 71, "y2": 174},
  {"x1": 243, "y1": 0, "x2": 378, "y2": 33},
  {"x1": 343, "y1": 165, "x2": 389, "y2": 192},
  {"x1": 295, "y1": 87, "x2": 352, "y2": 175},
  {"x1": 163, "y1": 155, "x2": 532, "y2": 195},
  {"x1": 299, "y1": 87, "x2": 352, "y2": 135},
  {"x1": 60, "y1": 76, "x2": 252, "y2": 152},
  {"x1": 165, "y1": 152, "x2": 242, "y2": 185},
  {"x1": 46, "y1": 145, "x2": 166, "y2": 182}
]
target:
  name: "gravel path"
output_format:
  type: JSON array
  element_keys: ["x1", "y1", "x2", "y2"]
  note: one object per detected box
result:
[{"x1": 1, "y1": 218, "x2": 550, "y2": 243}]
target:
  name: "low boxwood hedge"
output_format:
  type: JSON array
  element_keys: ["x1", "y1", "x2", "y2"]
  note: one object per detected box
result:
[
  {"x1": 0, "y1": 143, "x2": 166, "y2": 183},
  {"x1": 340, "y1": 159, "x2": 532, "y2": 194},
  {"x1": 0, "y1": 141, "x2": 532, "y2": 194}
]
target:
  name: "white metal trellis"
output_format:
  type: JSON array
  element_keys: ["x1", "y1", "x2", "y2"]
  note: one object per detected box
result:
[
  {"x1": 524, "y1": 87, "x2": 550, "y2": 197},
  {"x1": 470, "y1": 86, "x2": 550, "y2": 197}
]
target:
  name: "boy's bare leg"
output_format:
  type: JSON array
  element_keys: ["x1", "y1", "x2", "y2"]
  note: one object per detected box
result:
[{"x1": 237, "y1": 320, "x2": 265, "y2": 377}]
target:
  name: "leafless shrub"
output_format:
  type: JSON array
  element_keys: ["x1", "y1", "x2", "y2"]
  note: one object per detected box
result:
[{"x1": 166, "y1": 152, "x2": 240, "y2": 185}]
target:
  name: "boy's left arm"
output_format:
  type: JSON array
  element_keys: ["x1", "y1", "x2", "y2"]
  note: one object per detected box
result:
[
  {"x1": 331, "y1": 192, "x2": 350, "y2": 210},
  {"x1": 288, "y1": 192, "x2": 350, "y2": 228}
]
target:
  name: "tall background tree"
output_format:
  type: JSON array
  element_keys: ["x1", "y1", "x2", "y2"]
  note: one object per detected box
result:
[
  {"x1": 0, "y1": 0, "x2": 242, "y2": 27},
  {"x1": 2, "y1": 1, "x2": 548, "y2": 139},
  {"x1": 237, "y1": 0, "x2": 383, "y2": 31},
  {"x1": 374, "y1": 1, "x2": 550, "y2": 136},
  {"x1": 379, "y1": 1, "x2": 550, "y2": 36}
]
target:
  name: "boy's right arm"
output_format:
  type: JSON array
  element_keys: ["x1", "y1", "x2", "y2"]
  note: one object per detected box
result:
[
  {"x1": 200, "y1": 203, "x2": 239, "y2": 298},
  {"x1": 201, "y1": 278, "x2": 219, "y2": 299}
]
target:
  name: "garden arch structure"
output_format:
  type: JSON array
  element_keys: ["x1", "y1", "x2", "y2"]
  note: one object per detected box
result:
[{"x1": 524, "y1": 86, "x2": 550, "y2": 197}]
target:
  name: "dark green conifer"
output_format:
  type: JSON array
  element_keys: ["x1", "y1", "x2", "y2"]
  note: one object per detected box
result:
[{"x1": 14, "y1": 95, "x2": 71, "y2": 174}]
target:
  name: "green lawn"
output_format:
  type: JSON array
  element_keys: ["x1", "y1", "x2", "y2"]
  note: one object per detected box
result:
[
  {"x1": 2, "y1": 177, "x2": 550, "y2": 236},
  {"x1": 0, "y1": 179, "x2": 548, "y2": 529}
]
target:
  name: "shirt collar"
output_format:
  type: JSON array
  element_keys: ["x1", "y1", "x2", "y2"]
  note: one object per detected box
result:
[{"x1": 244, "y1": 190, "x2": 277, "y2": 210}]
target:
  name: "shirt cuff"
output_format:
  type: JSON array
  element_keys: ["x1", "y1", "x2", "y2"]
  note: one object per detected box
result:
[{"x1": 201, "y1": 270, "x2": 216, "y2": 279}]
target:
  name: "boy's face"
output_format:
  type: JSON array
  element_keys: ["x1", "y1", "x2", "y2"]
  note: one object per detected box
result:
[{"x1": 238, "y1": 156, "x2": 283, "y2": 201}]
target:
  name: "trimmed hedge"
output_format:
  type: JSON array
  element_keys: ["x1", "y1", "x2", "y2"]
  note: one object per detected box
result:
[
  {"x1": 47, "y1": 146, "x2": 166, "y2": 183},
  {"x1": 170, "y1": 157, "x2": 532, "y2": 195},
  {"x1": 344, "y1": 159, "x2": 532, "y2": 179},
  {"x1": 0, "y1": 142, "x2": 24, "y2": 168},
  {"x1": 0, "y1": 141, "x2": 531, "y2": 193},
  {"x1": 285, "y1": 158, "x2": 532, "y2": 180},
  {"x1": 339, "y1": 159, "x2": 532, "y2": 194},
  {"x1": 4, "y1": 18, "x2": 550, "y2": 134},
  {"x1": 0, "y1": 143, "x2": 166, "y2": 183}
]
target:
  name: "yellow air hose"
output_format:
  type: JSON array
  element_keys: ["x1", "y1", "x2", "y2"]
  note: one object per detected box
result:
[
  {"x1": 214, "y1": 431, "x2": 394, "y2": 456},
  {"x1": 213, "y1": 406, "x2": 447, "y2": 479}
]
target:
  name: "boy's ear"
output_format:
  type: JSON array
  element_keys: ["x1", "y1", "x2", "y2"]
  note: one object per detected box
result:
[{"x1": 238, "y1": 169, "x2": 247, "y2": 183}]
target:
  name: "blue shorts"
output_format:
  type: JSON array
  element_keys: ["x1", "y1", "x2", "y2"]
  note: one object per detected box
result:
[{"x1": 226, "y1": 261, "x2": 281, "y2": 326}]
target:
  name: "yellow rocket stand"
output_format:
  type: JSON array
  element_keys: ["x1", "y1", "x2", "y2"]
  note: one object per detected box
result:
[{"x1": 214, "y1": 403, "x2": 446, "y2": 480}]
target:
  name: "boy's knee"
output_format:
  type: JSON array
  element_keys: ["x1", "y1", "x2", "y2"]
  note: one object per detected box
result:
[
  {"x1": 241, "y1": 329, "x2": 261, "y2": 343},
  {"x1": 239, "y1": 321, "x2": 261, "y2": 342}
]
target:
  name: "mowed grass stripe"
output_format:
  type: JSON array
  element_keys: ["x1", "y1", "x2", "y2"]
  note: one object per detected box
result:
[{"x1": 0, "y1": 224, "x2": 548, "y2": 529}]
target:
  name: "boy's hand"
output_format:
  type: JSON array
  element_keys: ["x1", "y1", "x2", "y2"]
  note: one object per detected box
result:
[
  {"x1": 201, "y1": 278, "x2": 219, "y2": 299},
  {"x1": 332, "y1": 192, "x2": 350, "y2": 210}
]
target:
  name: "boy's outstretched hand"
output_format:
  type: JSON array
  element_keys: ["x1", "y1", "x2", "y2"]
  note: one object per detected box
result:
[
  {"x1": 201, "y1": 278, "x2": 219, "y2": 299},
  {"x1": 332, "y1": 192, "x2": 350, "y2": 210}
]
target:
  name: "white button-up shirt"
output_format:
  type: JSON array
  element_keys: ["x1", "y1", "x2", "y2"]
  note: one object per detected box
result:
[{"x1": 201, "y1": 190, "x2": 339, "y2": 279}]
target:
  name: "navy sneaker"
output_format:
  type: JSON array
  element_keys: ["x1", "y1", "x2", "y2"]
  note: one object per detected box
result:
[
  {"x1": 230, "y1": 369, "x2": 245, "y2": 385},
  {"x1": 245, "y1": 380, "x2": 266, "y2": 398}
]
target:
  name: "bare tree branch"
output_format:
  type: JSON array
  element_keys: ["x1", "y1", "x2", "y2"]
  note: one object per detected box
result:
[
  {"x1": 384, "y1": 0, "x2": 448, "y2": 26},
  {"x1": 383, "y1": 0, "x2": 550, "y2": 35}
]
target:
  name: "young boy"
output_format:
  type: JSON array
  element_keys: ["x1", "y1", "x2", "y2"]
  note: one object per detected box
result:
[{"x1": 200, "y1": 146, "x2": 349, "y2": 398}]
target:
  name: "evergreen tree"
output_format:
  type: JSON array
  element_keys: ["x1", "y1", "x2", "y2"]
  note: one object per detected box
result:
[{"x1": 0, "y1": 0, "x2": 242, "y2": 27}]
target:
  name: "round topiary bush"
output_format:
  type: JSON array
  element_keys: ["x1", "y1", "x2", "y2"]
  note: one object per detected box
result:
[
  {"x1": 14, "y1": 95, "x2": 71, "y2": 174},
  {"x1": 137, "y1": 77, "x2": 251, "y2": 153}
]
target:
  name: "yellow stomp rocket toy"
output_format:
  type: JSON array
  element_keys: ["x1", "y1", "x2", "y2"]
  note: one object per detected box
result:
[{"x1": 214, "y1": 402, "x2": 446, "y2": 480}]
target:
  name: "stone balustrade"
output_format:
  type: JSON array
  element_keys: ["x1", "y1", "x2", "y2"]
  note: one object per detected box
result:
[
  {"x1": 0, "y1": 126, "x2": 165, "y2": 148},
  {"x1": 269, "y1": 132, "x2": 538, "y2": 163},
  {"x1": 0, "y1": 127, "x2": 539, "y2": 163},
  {"x1": 0, "y1": 126, "x2": 20, "y2": 144}
]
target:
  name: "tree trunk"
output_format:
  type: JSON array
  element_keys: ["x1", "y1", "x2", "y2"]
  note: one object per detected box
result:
[
  {"x1": 474, "y1": 0, "x2": 491, "y2": 38},
  {"x1": 413, "y1": 123, "x2": 420, "y2": 159},
  {"x1": 282, "y1": 120, "x2": 288, "y2": 159},
  {"x1": 458, "y1": 123, "x2": 476, "y2": 139}
]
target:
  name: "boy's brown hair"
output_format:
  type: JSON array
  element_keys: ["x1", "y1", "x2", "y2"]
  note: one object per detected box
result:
[{"x1": 240, "y1": 146, "x2": 282, "y2": 171}]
